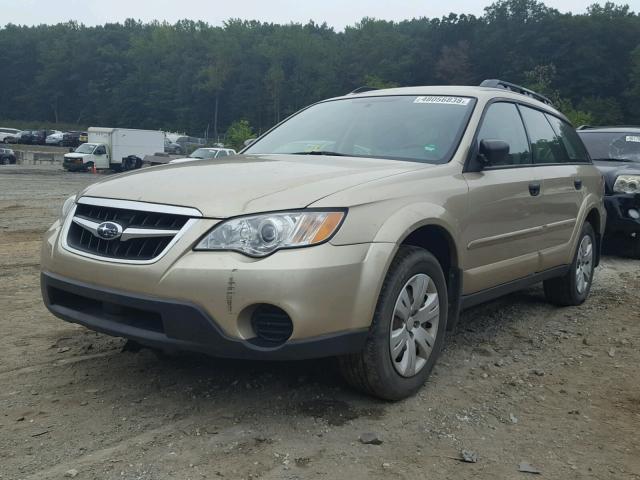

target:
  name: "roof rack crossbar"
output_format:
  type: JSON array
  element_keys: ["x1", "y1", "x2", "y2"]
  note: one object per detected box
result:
[
  {"x1": 480, "y1": 79, "x2": 553, "y2": 106},
  {"x1": 348, "y1": 86, "x2": 379, "y2": 95}
]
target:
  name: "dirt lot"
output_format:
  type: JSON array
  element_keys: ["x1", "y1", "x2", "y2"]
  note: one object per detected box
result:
[{"x1": 1, "y1": 165, "x2": 639, "y2": 480}]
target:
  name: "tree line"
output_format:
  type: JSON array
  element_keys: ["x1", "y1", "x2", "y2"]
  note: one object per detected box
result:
[{"x1": 1, "y1": 0, "x2": 639, "y2": 141}]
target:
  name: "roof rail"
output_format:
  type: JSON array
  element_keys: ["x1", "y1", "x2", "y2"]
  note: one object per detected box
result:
[
  {"x1": 480, "y1": 79, "x2": 553, "y2": 106},
  {"x1": 575, "y1": 125, "x2": 592, "y2": 130},
  {"x1": 348, "y1": 86, "x2": 379, "y2": 95}
]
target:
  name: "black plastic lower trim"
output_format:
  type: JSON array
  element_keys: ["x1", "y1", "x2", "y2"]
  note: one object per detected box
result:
[
  {"x1": 41, "y1": 272, "x2": 368, "y2": 360},
  {"x1": 603, "y1": 194, "x2": 640, "y2": 235},
  {"x1": 460, "y1": 265, "x2": 569, "y2": 310}
]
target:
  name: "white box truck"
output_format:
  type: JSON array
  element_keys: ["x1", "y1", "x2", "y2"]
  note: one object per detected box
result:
[{"x1": 63, "y1": 127, "x2": 164, "y2": 172}]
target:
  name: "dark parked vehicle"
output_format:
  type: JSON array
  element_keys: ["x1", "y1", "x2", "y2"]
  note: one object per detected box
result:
[
  {"x1": 577, "y1": 126, "x2": 640, "y2": 257},
  {"x1": 164, "y1": 138, "x2": 183, "y2": 155},
  {"x1": 15, "y1": 130, "x2": 36, "y2": 144},
  {"x1": 62, "y1": 131, "x2": 87, "y2": 148},
  {"x1": 0, "y1": 147, "x2": 16, "y2": 164}
]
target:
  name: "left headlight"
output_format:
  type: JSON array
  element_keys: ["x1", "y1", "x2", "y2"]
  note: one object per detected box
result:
[
  {"x1": 195, "y1": 210, "x2": 346, "y2": 257},
  {"x1": 60, "y1": 194, "x2": 76, "y2": 221},
  {"x1": 613, "y1": 175, "x2": 640, "y2": 194}
]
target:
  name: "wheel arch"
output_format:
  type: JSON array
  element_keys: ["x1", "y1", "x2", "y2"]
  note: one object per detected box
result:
[{"x1": 585, "y1": 207, "x2": 602, "y2": 266}]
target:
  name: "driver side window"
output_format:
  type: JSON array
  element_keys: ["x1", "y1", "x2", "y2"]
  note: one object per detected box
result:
[
  {"x1": 477, "y1": 102, "x2": 531, "y2": 166},
  {"x1": 95, "y1": 146, "x2": 106, "y2": 155}
]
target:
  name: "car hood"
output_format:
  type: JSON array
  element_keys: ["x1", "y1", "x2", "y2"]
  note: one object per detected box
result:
[
  {"x1": 80, "y1": 154, "x2": 428, "y2": 217},
  {"x1": 65, "y1": 153, "x2": 90, "y2": 159}
]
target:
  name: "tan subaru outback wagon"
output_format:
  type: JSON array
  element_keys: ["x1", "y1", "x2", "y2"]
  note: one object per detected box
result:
[{"x1": 41, "y1": 80, "x2": 605, "y2": 400}]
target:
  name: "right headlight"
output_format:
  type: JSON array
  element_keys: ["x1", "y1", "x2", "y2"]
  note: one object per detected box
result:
[
  {"x1": 613, "y1": 175, "x2": 640, "y2": 194},
  {"x1": 195, "y1": 210, "x2": 346, "y2": 257}
]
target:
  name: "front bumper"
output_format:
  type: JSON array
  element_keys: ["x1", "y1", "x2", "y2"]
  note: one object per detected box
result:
[
  {"x1": 41, "y1": 218, "x2": 395, "y2": 359},
  {"x1": 604, "y1": 193, "x2": 640, "y2": 235},
  {"x1": 63, "y1": 157, "x2": 87, "y2": 171},
  {"x1": 41, "y1": 272, "x2": 368, "y2": 360}
]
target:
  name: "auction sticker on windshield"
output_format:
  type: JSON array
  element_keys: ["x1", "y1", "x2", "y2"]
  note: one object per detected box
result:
[
  {"x1": 626, "y1": 135, "x2": 640, "y2": 143},
  {"x1": 413, "y1": 96, "x2": 471, "y2": 106}
]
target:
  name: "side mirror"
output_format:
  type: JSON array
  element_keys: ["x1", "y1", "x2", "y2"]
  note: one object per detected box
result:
[
  {"x1": 243, "y1": 138, "x2": 256, "y2": 147},
  {"x1": 478, "y1": 139, "x2": 510, "y2": 167}
]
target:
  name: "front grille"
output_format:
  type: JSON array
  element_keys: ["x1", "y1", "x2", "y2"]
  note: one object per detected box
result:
[{"x1": 66, "y1": 202, "x2": 192, "y2": 261}]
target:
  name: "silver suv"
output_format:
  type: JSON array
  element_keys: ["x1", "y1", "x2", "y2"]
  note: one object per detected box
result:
[{"x1": 41, "y1": 80, "x2": 605, "y2": 400}]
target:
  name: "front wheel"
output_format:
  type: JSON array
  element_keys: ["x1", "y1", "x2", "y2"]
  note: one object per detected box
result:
[
  {"x1": 339, "y1": 246, "x2": 447, "y2": 400},
  {"x1": 543, "y1": 222, "x2": 596, "y2": 306}
]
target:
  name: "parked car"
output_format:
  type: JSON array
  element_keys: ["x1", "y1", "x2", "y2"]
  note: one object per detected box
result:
[
  {"x1": 168, "y1": 147, "x2": 236, "y2": 164},
  {"x1": 62, "y1": 131, "x2": 86, "y2": 148},
  {"x1": 0, "y1": 147, "x2": 16, "y2": 164},
  {"x1": 46, "y1": 131, "x2": 65, "y2": 146},
  {"x1": 0, "y1": 127, "x2": 20, "y2": 144},
  {"x1": 577, "y1": 126, "x2": 640, "y2": 257},
  {"x1": 15, "y1": 130, "x2": 37, "y2": 144},
  {"x1": 164, "y1": 137, "x2": 183, "y2": 155},
  {"x1": 41, "y1": 80, "x2": 605, "y2": 400}
]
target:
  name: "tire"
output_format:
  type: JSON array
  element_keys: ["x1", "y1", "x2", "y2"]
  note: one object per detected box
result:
[
  {"x1": 543, "y1": 222, "x2": 596, "y2": 306},
  {"x1": 1, "y1": 157, "x2": 9, "y2": 165},
  {"x1": 339, "y1": 246, "x2": 448, "y2": 400}
]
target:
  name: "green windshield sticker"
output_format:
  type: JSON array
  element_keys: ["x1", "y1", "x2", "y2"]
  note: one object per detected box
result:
[{"x1": 414, "y1": 96, "x2": 470, "y2": 106}]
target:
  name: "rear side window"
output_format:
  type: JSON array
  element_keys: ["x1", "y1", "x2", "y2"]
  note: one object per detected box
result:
[
  {"x1": 519, "y1": 106, "x2": 568, "y2": 164},
  {"x1": 477, "y1": 102, "x2": 531, "y2": 166},
  {"x1": 544, "y1": 114, "x2": 589, "y2": 162}
]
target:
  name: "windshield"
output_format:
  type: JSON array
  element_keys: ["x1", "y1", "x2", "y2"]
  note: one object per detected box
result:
[
  {"x1": 189, "y1": 148, "x2": 218, "y2": 159},
  {"x1": 75, "y1": 143, "x2": 96, "y2": 154},
  {"x1": 244, "y1": 95, "x2": 476, "y2": 163},
  {"x1": 578, "y1": 131, "x2": 640, "y2": 162}
]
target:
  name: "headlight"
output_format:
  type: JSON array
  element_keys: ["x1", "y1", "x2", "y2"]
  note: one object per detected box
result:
[
  {"x1": 195, "y1": 210, "x2": 346, "y2": 257},
  {"x1": 60, "y1": 194, "x2": 76, "y2": 221},
  {"x1": 613, "y1": 175, "x2": 640, "y2": 194}
]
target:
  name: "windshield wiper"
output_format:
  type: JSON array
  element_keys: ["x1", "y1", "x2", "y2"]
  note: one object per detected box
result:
[{"x1": 290, "y1": 151, "x2": 348, "y2": 156}]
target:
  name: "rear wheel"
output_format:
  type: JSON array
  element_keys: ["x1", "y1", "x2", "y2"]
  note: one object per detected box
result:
[
  {"x1": 544, "y1": 222, "x2": 595, "y2": 306},
  {"x1": 339, "y1": 246, "x2": 447, "y2": 400}
]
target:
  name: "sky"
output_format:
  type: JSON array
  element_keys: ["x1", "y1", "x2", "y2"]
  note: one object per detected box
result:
[{"x1": 1, "y1": 0, "x2": 638, "y2": 30}]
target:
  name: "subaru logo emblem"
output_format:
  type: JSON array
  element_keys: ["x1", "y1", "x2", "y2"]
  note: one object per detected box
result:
[{"x1": 96, "y1": 221, "x2": 123, "y2": 241}]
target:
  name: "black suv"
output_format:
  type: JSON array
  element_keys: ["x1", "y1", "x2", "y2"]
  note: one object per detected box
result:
[
  {"x1": 577, "y1": 126, "x2": 640, "y2": 257},
  {"x1": 62, "y1": 131, "x2": 86, "y2": 148}
]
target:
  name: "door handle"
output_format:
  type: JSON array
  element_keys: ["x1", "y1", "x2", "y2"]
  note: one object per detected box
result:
[
  {"x1": 574, "y1": 178, "x2": 583, "y2": 190},
  {"x1": 529, "y1": 182, "x2": 541, "y2": 197}
]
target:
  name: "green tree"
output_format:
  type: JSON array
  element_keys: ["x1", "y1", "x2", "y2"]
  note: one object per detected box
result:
[{"x1": 225, "y1": 120, "x2": 254, "y2": 150}]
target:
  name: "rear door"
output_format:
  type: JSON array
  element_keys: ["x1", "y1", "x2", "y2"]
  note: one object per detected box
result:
[
  {"x1": 462, "y1": 102, "x2": 545, "y2": 294},
  {"x1": 518, "y1": 106, "x2": 585, "y2": 269}
]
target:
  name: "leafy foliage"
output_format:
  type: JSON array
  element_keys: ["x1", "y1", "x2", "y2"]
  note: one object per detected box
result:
[{"x1": 0, "y1": 1, "x2": 638, "y2": 137}]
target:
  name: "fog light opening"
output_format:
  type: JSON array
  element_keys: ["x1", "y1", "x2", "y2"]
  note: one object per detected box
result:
[
  {"x1": 249, "y1": 304, "x2": 293, "y2": 347},
  {"x1": 628, "y1": 209, "x2": 639, "y2": 220}
]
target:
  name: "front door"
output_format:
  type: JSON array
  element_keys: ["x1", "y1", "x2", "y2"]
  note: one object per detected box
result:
[{"x1": 462, "y1": 102, "x2": 545, "y2": 294}]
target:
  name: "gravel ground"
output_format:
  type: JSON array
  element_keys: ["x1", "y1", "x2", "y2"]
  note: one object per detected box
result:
[{"x1": 1, "y1": 165, "x2": 639, "y2": 480}]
